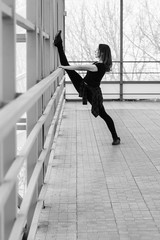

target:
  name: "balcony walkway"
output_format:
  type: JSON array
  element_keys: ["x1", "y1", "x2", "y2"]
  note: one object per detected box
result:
[{"x1": 33, "y1": 101, "x2": 160, "y2": 240}]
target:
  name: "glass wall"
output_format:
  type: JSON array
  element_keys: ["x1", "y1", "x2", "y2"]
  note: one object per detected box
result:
[
  {"x1": 65, "y1": 0, "x2": 120, "y2": 80},
  {"x1": 123, "y1": 0, "x2": 160, "y2": 82},
  {"x1": 65, "y1": 0, "x2": 160, "y2": 99},
  {"x1": 16, "y1": 0, "x2": 26, "y2": 92}
]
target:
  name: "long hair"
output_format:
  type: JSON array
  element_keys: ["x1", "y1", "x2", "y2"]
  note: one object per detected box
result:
[{"x1": 98, "y1": 44, "x2": 112, "y2": 72}]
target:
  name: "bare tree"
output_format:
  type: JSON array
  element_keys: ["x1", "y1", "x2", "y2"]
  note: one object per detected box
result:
[{"x1": 65, "y1": 0, "x2": 160, "y2": 81}]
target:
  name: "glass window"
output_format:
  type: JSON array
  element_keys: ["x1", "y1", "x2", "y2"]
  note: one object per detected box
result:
[
  {"x1": 123, "y1": 0, "x2": 160, "y2": 81},
  {"x1": 65, "y1": 0, "x2": 120, "y2": 81}
]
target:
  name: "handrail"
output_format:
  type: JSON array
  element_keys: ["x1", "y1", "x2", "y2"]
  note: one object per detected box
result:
[
  {"x1": 66, "y1": 80, "x2": 160, "y2": 84},
  {"x1": 16, "y1": 14, "x2": 35, "y2": 31},
  {"x1": 0, "y1": 0, "x2": 65, "y2": 239},
  {"x1": 2, "y1": 2, "x2": 50, "y2": 38},
  {"x1": 27, "y1": 94, "x2": 65, "y2": 240},
  {"x1": 0, "y1": 68, "x2": 62, "y2": 142},
  {"x1": 1, "y1": 2, "x2": 12, "y2": 18},
  {"x1": 8, "y1": 88, "x2": 65, "y2": 240},
  {"x1": 2, "y1": 3, "x2": 35, "y2": 31},
  {"x1": 69, "y1": 60, "x2": 160, "y2": 63},
  {"x1": 0, "y1": 76, "x2": 65, "y2": 212},
  {"x1": 16, "y1": 33, "x2": 26, "y2": 42}
]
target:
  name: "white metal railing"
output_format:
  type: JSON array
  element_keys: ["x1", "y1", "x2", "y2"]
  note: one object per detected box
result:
[
  {"x1": 0, "y1": 1, "x2": 65, "y2": 240},
  {"x1": 0, "y1": 69, "x2": 65, "y2": 240},
  {"x1": 0, "y1": 70, "x2": 62, "y2": 140}
]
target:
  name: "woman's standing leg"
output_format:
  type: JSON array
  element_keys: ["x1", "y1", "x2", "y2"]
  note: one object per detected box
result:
[
  {"x1": 99, "y1": 105, "x2": 120, "y2": 144},
  {"x1": 86, "y1": 89, "x2": 120, "y2": 144},
  {"x1": 54, "y1": 31, "x2": 83, "y2": 93}
]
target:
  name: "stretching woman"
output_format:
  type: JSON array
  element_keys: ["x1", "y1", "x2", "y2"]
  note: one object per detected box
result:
[{"x1": 54, "y1": 30, "x2": 120, "y2": 145}]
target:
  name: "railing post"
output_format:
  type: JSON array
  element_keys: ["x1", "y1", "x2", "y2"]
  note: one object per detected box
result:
[
  {"x1": 120, "y1": 0, "x2": 123, "y2": 101},
  {"x1": 40, "y1": 0, "x2": 44, "y2": 79},
  {"x1": 0, "y1": 3, "x2": 3, "y2": 237},
  {"x1": 43, "y1": 0, "x2": 51, "y2": 173},
  {"x1": 56, "y1": 0, "x2": 65, "y2": 88},
  {"x1": 0, "y1": 0, "x2": 2, "y2": 107},
  {"x1": 58, "y1": 0, "x2": 65, "y2": 36},
  {"x1": 50, "y1": 0, "x2": 54, "y2": 73},
  {"x1": 0, "y1": 1, "x2": 65, "y2": 239},
  {"x1": 37, "y1": 0, "x2": 44, "y2": 196},
  {"x1": 53, "y1": 0, "x2": 58, "y2": 70},
  {"x1": 26, "y1": 0, "x2": 39, "y2": 232},
  {"x1": 50, "y1": 0, "x2": 57, "y2": 96},
  {"x1": 0, "y1": 1, "x2": 17, "y2": 240}
]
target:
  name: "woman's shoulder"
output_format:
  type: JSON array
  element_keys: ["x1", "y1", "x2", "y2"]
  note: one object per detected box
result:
[{"x1": 93, "y1": 62, "x2": 106, "y2": 71}]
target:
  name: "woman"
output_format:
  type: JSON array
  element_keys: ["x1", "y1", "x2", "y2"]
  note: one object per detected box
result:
[{"x1": 54, "y1": 30, "x2": 120, "y2": 145}]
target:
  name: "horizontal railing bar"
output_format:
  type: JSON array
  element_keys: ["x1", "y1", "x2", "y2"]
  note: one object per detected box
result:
[
  {"x1": 66, "y1": 93, "x2": 119, "y2": 96},
  {"x1": 18, "y1": 118, "x2": 26, "y2": 123},
  {"x1": 66, "y1": 70, "x2": 160, "y2": 75},
  {"x1": 2, "y1": 6, "x2": 42, "y2": 34},
  {"x1": 1, "y1": 2, "x2": 12, "y2": 18},
  {"x1": 16, "y1": 14, "x2": 35, "y2": 31},
  {"x1": 66, "y1": 93, "x2": 160, "y2": 96},
  {"x1": 0, "y1": 78, "x2": 65, "y2": 212},
  {"x1": 66, "y1": 80, "x2": 160, "y2": 84},
  {"x1": 65, "y1": 81, "x2": 118, "y2": 84},
  {"x1": 0, "y1": 68, "x2": 62, "y2": 142},
  {"x1": 122, "y1": 72, "x2": 160, "y2": 74},
  {"x1": 16, "y1": 125, "x2": 26, "y2": 130},
  {"x1": 1, "y1": 6, "x2": 45, "y2": 46},
  {"x1": 123, "y1": 81, "x2": 160, "y2": 84},
  {"x1": 69, "y1": 71, "x2": 160, "y2": 75},
  {"x1": 0, "y1": 155, "x2": 24, "y2": 214},
  {"x1": 121, "y1": 61, "x2": 160, "y2": 63},
  {"x1": 16, "y1": 34, "x2": 26, "y2": 43},
  {"x1": 9, "y1": 90, "x2": 65, "y2": 240},
  {"x1": 28, "y1": 100, "x2": 65, "y2": 240},
  {"x1": 69, "y1": 60, "x2": 160, "y2": 63},
  {"x1": 18, "y1": 78, "x2": 64, "y2": 158},
  {"x1": 16, "y1": 30, "x2": 50, "y2": 42},
  {"x1": 66, "y1": 92, "x2": 160, "y2": 95},
  {"x1": 102, "y1": 93, "x2": 160, "y2": 95},
  {"x1": 119, "y1": 93, "x2": 160, "y2": 95}
]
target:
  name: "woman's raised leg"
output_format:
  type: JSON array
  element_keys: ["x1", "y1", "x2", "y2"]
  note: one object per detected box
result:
[{"x1": 54, "y1": 31, "x2": 83, "y2": 93}]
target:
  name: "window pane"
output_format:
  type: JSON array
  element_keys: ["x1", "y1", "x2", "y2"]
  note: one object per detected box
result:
[
  {"x1": 123, "y1": 0, "x2": 160, "y2": 81},
  {"x1": 65, "y1": 0, "x2": 120, "y2": 81},
  {"x1": 16, "y1": 0, "x2": 26, "y2": 18}
]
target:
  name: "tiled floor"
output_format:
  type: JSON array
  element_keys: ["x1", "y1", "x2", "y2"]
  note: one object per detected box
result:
[{"x1": 34, "y1": 101, "x2": 160, "y2": 240}]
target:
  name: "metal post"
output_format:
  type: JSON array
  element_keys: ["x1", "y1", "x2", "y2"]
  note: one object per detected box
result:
[
  {"x1": 37, "y1": 0, "x2": 44, "y2": 195},
  {"x1": 0, "y1": 0, "x2": 3, "y2": 227},
  {"x1": 27, "y1": 0, "x2": 39, "y2": 231},
  {"x1": 50, "y1": 0, "x2": 54, "y2": 73},
  {"x1": 41, "y1": 0, "x2": 44, "y2": 79},
  {"x1": 43, "y1": 0, "x2": 51, "y2": 172},
  {"x1": 0, "y1": 0, "x2": 2, "y2": 108},
  {"x1": 120, "y1": 0, "x2": 123, "y2": 100},
  {"x1": 0, "y1": 1, "x2": 17, "y2": 239}
]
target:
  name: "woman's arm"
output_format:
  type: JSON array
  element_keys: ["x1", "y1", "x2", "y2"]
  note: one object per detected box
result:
[{"x1": 59, "y1": 64, "x2": 98, "y2": 72}]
